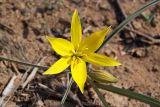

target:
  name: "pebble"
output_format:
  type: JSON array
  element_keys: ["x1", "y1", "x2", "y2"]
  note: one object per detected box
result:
[
  {"x1": 37, "y1": 36, "x2": 48, "y2": 43},
  {"x1": 99, "y1": 0, "x2": 111, "y2": 10},
  {"x1": 132, "y1": 20, "x2": 142, "y2": 29}
]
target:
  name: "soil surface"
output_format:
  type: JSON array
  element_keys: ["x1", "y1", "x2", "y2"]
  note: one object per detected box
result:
[{"x1": 0, "y1": 0, "x2": 160, "y2": 107}]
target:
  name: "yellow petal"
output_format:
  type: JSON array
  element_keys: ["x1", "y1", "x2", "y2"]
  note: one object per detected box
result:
[
  {"x1": 71, "y1": 58, "x2": 87, "y2": 93},
  {"x1": 47, "y1": 36, "x2": 74, "y2": 56},
  {"x1": 43, "y1": 57, "x2": 71, "y2": 75},
  {"x1": 89, "y1": 70, "x2": 118, "y2": 83},
  {"x1": 78, "y1": 26, "x2": 111, "y2": 53},
  {"x1": 71, "y1": 10, "x2": 82, "y2": 49},
  {"x1": 83, "y1": 53, "x2": 121, "y2": 66}
]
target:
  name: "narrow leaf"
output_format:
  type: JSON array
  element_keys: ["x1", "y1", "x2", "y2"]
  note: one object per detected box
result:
[
  {"x1": 96, "y1": 83, "x2": 160, "y2": 107},
  {"x1": 97, "y1": 0, "x2": 160, "y2": 52},
  {"x1": 88, "y1": 78, "x2": 111, "y2": 107}
]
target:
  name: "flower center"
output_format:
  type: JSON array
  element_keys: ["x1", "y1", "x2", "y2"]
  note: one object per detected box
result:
[
  {"x1": 72, "y1": 51, "x2": 83, "y2": 58},
  {"x1": 71, "y1": 49, "x2": 88, "y2": 61}
]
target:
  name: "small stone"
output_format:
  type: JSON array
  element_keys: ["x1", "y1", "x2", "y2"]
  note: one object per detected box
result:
[
  {"x1": 35, "y1": 99, "x2": 45, "y2": 107},
  {"x1": 121, "y1": 51, "x2": 126, "y2": 56},
  {"x1": 37, "y1": 36, "x2": 47, "y2": 43},
  {"x1": 152, "y1": 65, "x2": 159, "y2": 72},
  {"x1": 132, "y1": 20, "x2": 142, "y2": 29},
  {"x1": 99, "y1": 0, "x2": 111, "y2": 10},
  {"x1": 132, "y1": 48, "x2": 147, "y2": 58}
]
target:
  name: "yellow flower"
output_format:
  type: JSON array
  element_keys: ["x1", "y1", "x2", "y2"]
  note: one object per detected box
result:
[{"x1": 43, "y1": 10, "x2": 121, "y2": 93}]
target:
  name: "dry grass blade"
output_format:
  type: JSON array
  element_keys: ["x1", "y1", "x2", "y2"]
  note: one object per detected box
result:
[
  {"x1": 22, "y1": 57, "x2": 46, "y2": 88},
  {"x1": 0, "y1": 56, "x2": 48, "y2": 69},
  {"x1": 125, "y1": 27, "x2": 160, "y2": 44},
  {"x1": 0, "y1": 74, "x2": 22, "y2": 107},
  {"x1": 0, "y1": 74, "x2": 17, "y2": 106}
]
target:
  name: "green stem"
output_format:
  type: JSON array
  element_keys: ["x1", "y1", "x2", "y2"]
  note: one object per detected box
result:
[
  {"x1": 0, "y1": 56, "x2": 48, "y2": 69},
  {"x1": 61, "y1": 77, "x2": 73, "y2": 106},
  {"x1": 97, "y1": 0, "x2": 160, "y2": 52},
  {"x1": 88, "y1": 78, "x2": 110, "y2": 107}
]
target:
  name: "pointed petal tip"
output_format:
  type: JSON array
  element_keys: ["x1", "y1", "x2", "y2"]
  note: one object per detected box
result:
[
  {"x1": 110, "y1": 60, "x2": 122, "y2": 66},
  {"x1": 72, "y1": 9, "x2": 78, "y2": 17},
  {"x1": 114, "y1": 78, "x2": 118, "y2": 82},
  {"x1": 43, "y1": 69, "x2": 57, "y2": 75},
  {"x1": 77, "y1": 81, "x2": 85, "y2": 93},
  {"x1": 107, "y1": 25, "x2": 112, "y2": 28},
  {"x1": 80, "y1": 87, "x2": 84, "y2": 93},
  {"x1": 74, "y1": 9, "x2": 78, "y2": 14},
  {"x1": 115, "y1": 61, "x2": 122, "y2": 66},
  {"x1": 43, "y1": 72, "x2": 48, "y2": 75},
  {"x1": 71, "y1": 8, "x2": 82, "y2": 49},
  {"x1": 46, "y1": 36, "x2": 53, "y2": 42},
  {"x1": 43, "y1": 71, "x2": 51, "y2": 75},
  {"x1": 46, "y1": 35, "x2": 50, "y2": 38},
  {"x1": 43, "y1": 72, "x2": 46, "y2": 75},
  {"x1": 103, "y1": 26, "x2": 111, "y2": 32},
  {"x1": 42, "y1": 69, "x2": 60, "y2": 75},
  {"x1": 84, "y1": 53, "x2": 121, "y2": 67},
  {"x1": 42, "y1": 70, "x2": 58, "y2": 75},
  {"x1": 46, "y1": 35, "x2": 51, "y2": 39}
]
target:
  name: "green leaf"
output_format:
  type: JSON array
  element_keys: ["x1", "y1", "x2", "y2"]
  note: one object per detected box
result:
[
  {"x1": 96, "y1": 83, "x2": 160, "y2": 107},
  {"x1": 88, "y1": 78, "x2": 111, "y2": 107},
  {"x1": 97, "y1": 0, "x2": 160, "y2": 52}
]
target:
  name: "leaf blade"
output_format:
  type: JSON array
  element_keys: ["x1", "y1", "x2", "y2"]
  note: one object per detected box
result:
[
  {"x1": 96, "y1": 83, "x2": 160, "y2": 107},
  {"x1": 97, "y1": 0, "x2": 160, "y2": 52}
]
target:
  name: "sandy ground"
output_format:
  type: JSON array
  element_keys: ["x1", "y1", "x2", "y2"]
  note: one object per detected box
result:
[{"x1": 0, "y1": 0, "x2": 160, "y2": 107}]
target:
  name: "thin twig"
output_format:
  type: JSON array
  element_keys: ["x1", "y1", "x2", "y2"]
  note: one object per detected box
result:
[
  {"x1": 34, "y1": 93, "x2": 45, "y2": 107},
  {"x1": 21, "y1": 56, "x2": 42, "y2": 86},
  {"x1": 0, "y1": 74, "x2": 22, "y2": 107},
  {"x1": 38, "y1": 82, "x2": 84, "y2": 107},
  {"x1": 21, "y1": 67, "x2": 33, "y2": 85},
  {"x1": 0, "y1": 56, "x2": 48, "y2": 69},
  {"x1": 69, "y1": 90, "x2": 84, "y2": 107},
  {"x1": 83, "y1": 26, "x2": 92, "y2": 34},
  {"x1": 22, "y1": 57, "x2": 46, "y2": 88},
  {"x1": 0, "y1": 74, "x2": 17, "y2": 106},
  {"x1": 11, "y1": 63, "x2": 20, "y2": 75},
  {"x1": 3, "y1": 75, "x2": 22, "y2": 107},
  {"x1": 38, "y1": 83, "x2": 55, "y2": 93},
  {"x1": 125, "y1": 27, "x2": 160, "y2": 44},
  {"x1": 37, "y1": 83, "x2": 63, "y2": 99}
]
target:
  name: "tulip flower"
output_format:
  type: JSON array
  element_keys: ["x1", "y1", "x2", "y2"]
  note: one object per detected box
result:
[{"x1": 43, "y1": 10, "x2": 121, "y2": 93}]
